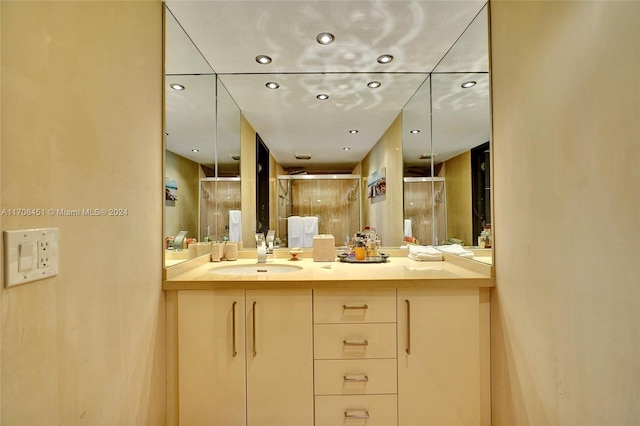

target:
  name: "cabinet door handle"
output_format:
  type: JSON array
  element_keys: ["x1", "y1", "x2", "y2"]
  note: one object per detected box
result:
[
  {"x1": 342, "y1": 304, "x2": 368, "y2": 310},
  {"x1": 343, "y1": 339, "x2": 368, "y2": 347},
  {"x1": 344, "y1": 410, "x2": 370, "y2": 420},
  {"x1": 252, "y1": 301, "x2": 257, "y2": 356},
  {"x1": 232, "y1": 301, "x2": 237, "y2": 357},
  {"x1": 405, "y1": 299, "x2": 411, "y2": 354},
  {"x1": 343, "y1": 374, "x2": 369, "y2": 382}
]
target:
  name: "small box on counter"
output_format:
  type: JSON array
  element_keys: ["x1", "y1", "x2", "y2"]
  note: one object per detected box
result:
[{"x1": 312, "y1": 234, "x2": 336, "y2": 262}]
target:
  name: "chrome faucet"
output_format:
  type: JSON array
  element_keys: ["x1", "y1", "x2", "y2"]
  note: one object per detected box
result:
[
  {"x1": 266, "y1": 230, "x2": 276, "y2": 254},
  {"x1": 255, "y1": 233, "x2": 267, "y2": 263}
]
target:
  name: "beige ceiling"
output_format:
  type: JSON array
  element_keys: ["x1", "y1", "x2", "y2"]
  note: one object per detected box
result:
[{"x1": 165, "y1": 0, "x2": 489, "y2": 172}]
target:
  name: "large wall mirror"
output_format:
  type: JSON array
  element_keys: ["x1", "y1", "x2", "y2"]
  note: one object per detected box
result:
[{"x1": 164, "y1": 1, "x2": 492, "y2": 266}]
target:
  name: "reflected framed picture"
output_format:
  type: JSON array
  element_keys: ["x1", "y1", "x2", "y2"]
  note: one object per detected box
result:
[
  {"x1": 367, "y1": 167, "x2": 386, "y2": 199},
  {"x1": 165, "y1": 177, "x2": 178, "y2": 201}
]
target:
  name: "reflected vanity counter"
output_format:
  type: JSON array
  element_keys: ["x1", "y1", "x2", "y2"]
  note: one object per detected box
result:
[{"x1": 163, "y1": 249, "x2": 494, "y2": 290}]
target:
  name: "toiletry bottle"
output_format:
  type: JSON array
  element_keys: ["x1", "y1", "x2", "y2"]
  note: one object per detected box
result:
[{"x1": 355, "y1": 240, "x2": 366, "y2": 261}]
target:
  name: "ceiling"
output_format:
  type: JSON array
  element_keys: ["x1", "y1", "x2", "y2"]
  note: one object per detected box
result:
[{"x1": 164, "y1": 0, "x2": 489, "y2": 173}]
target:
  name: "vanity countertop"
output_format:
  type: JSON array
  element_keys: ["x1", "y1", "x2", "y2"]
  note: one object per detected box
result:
[{"x1": 163, "y1": 254, "x2": 494, "y2": 290}]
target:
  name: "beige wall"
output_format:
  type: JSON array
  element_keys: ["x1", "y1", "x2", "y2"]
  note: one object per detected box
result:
[
  {"x1": 165, "y1": 150, "x2": 199, "y2": 239},
  {"x1": 361, "y1": 114, "x2": 404, "y2": 247},
  {"x1": 490, "y1": 1, "x2": 639, "y2": 424},
  {"x1": 444, "y1": 151, "x2": 473, "y2": 245},
  {"x1": 0, "y1": 2, "x2": 165, "y2": 424}
]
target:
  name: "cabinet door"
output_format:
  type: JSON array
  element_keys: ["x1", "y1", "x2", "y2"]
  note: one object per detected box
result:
[
  {"x1": 178, "y1": 290, "x2": 246, "y2": 426},
  {"x1": 397, "y1": 288, "x2": 481, "y2": 426},
  {"x1": 246, "y1": 289, "x2": 314, "y2": 426}
]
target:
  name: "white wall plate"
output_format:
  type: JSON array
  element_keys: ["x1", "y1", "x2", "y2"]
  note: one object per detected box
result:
[{"x1": 3, "y1": 228, "x2": 59, "y2": 287}]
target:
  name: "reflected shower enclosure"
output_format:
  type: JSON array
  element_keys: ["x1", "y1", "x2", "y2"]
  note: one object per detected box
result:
[
  {"x1": 277, "y1": 175, "x2": 361, "y2": 247},
  {"x1": 403, "y1": 177, "x2": 447, "y2": 245},
  {"x1": 200, "y1": 177, "x2": 241, "y2": 242}
]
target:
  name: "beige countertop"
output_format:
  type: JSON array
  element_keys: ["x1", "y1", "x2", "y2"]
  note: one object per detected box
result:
[{"x1": 163, "y1": 253, "x2": 494, "y2": 290}]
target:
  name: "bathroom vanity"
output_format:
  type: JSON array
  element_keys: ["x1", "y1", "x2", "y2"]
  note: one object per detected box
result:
[{"x1": 163, "y1": 252, "x2": 493, "y2": 426}]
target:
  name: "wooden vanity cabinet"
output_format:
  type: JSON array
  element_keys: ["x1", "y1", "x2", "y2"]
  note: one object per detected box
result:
[
  {"x1": 246, "y1": 289, "x2": 314, "y2": 426},
  {"x1": 177, "y1": 290, "x2": 246, "y2": 426},
  {"x1": 397, "y1": 288, "x2": 487, "y2": 426},
  {"x1": 176, "y1": 289, "x2": 313, "y2": 426}
]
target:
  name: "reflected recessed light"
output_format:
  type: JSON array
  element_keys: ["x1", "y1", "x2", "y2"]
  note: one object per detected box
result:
[
  {"x1": 230, "y1": 154, "x2": 240, "y2": 161},
  {"x1": 410, "y1": 129, "x2": 420, "y2": 134},
  {"x1": 343, "y1": 147, "x2": 351, "y2": 151},
  {"x1": 316, "y1": 32, "x2": 335, "y2": 45},
  {"x1": 170, "y1": 83, "x2": 185, "y2": 91},
  {"x1": 461, "y1": 81, "x2": 477, "y2": 88},
  {"x1": 377, "y1": 54, "x2": 394, "y2": 64},
  {"x1": 266, "y1": 81, "x2": 280, "y2": 89},
  {"x1": 349, "y1": 130, "x2": 359, "y2": 134},
  {"x1": 191, "y1": 149, "x2": 199, "y2": 153},
  {"x1": 367, "y1": 81, "x2": 381, "y2": 88},
  {"x1": 317, "y1": 94, "x2": 329, "y2": 100},
  {"x1": 255, "y1": 55, "x2": 272, "y2": 64}
]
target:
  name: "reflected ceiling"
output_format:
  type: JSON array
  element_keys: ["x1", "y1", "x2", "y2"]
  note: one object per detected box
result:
[{"x1": 165, "y1": 0, "x2": 488, "y2": 171}]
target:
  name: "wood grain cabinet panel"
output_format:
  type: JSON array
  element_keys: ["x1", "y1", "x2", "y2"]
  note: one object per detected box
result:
[
  {"x1": 178, "y1": 290, "x2": 246, "y2": 426},
  {"x1": 397, "y1": 288, "x2": 482, "y2": 426},
  {"x1": 315, "y1": 395, "x2": 398, "y2": 426},
  {"x1": 314, "y1": 288, "x2": 396, "y2": 323}
]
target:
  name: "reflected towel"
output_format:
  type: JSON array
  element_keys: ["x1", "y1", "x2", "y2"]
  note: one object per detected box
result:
[
  {"x1": 408, "y1": 245, "x2": 443, "y2": 261},
  {"x1": 404, "y1": 219, "x2": 412, "y2": 238},
  {"x1": 229, "y1": 210, "x2": 242, "y2": 242},
  {"x1": 436, "y1": 244, "x2": 474, "y2": 258},
  {"x1": 302, "y1": 216, "x2": 319, "y2": 247},
  {"x1": 288, "y1": 216, "x2": 304, "y2": 247}
]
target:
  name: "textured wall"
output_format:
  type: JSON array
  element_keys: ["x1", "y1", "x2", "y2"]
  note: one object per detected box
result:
[
  {"x1": 490, "y1": 1, "x2": 640, "y2": 424},
  {"x1": 0, "y1": 2, "x2": 165, "y2": 424}
]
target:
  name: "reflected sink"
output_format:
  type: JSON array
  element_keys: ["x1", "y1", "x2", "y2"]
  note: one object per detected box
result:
[{"x1": 210, "y1": 263, "x2": 303, "y2": 275}]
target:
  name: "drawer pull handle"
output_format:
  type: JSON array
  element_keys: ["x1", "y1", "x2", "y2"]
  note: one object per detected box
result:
[
  {"x1": 232, "y1": 301, "x2": 237, "y2": 357},
  {"x1": 343, "y1": 304, "x2": 368, "y2": 310},
  {"x1": 343, "y1": 374, "x2": 369, "y2": 383},
  {"x1": 252, "y1": 301, "x2": 257, "y2": 357},
  {"x1": 344, "y1": 410, "x2": 370, "y2": 420},
  {"x1": 343, "y1": 339, "x2": 369, "y2": 347},
  {"x1": 406, "y1": 299, "x2": 411, "y2": 355}
]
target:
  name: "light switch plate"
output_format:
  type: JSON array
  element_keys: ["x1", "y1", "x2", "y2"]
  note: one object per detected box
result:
[{"x1": 3, "y1": 228, "x2": 59, "y2": 287}]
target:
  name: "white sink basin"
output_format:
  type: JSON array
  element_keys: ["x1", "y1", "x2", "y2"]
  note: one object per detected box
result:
[{"x1": 210, "y1": 263, "x2": 303, "y2": 275}]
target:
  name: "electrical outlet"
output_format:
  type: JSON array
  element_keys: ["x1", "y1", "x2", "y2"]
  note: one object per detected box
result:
[
  {"x1": 38, "y1": 240, "x2": 50, "y2": 268},
  {"x1": 3, "y1": 228, "x2": 59, "y2": 287}
]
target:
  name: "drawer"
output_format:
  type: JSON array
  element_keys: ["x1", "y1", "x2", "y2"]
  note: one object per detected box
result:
[
  {"x1": 315, "y1": 395, "x2": 397, "y2": 426},
  {"x1": 314, "y1": 323, "x2": 397, "y2": 359},
  {"x1": 314, "y1": 359, "x2": 397, "y2": 395},
  {"x1": 314, "y1": 289, "x2": 396, "y2": 323}
]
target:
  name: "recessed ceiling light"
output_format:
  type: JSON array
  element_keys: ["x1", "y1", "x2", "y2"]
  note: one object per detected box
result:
[
  {"x1": 367, "y1": 81, "x2": 381, "y2": 88},
  {"x1": 461, "y1": 81, "x2": 477, "y2": 88},
  {"x1": 295, "y1": 153, "x2": 312, "y2": 160},
  {"x1": 349, "y1": 130, "x2": 359, "y2": 134},
  {"x1": 377, "y1": 54, "x2": 394, "y2": 64},
  {"x1": 265, "y1": 81, "x2": 280, "y2": 89},
  {"x1": 191, "y1": 149, "x2": 199, "y2": 153},
  {"x1": 230, "y1": 154, "x2": 240, "y2": 161},
  {"x1": 170, "y1": 83, "x2": 185, "y2": 91},
  {"x1": 317, "y1": 94, "x2": 329, "y2": 100},
  {"x1": 255, "y1": 55, "x2": 272, "y2": 64},
  {"x1": 410, "y1": 129, "x2": 420, "y2": 134},
  {"x1": 316, "y1": 32, "x2": 335, "y2": 45},
  {"x1": 343, "y1": 147, "x2": 351, "y2": 151}
]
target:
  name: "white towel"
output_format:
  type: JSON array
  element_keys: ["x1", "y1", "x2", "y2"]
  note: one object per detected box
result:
[
  {"x1": 408, "y1": 245, "x2": 443, "y2": 261},
  {"x1": 404, "y1": 219, "x2": 413, "y2": 238},
  {"x1": 229, "y1": 210, "x2": 242, "y2": 242},
  {"x1": 302, "y1": 216, "x2": 319, "y2": 247},
  {"x1": 288, "y1": 216, "x2": 304, "y2": 248},
  {"x1": 436, "y1": 244, "x2": 474, "y2": 258}
]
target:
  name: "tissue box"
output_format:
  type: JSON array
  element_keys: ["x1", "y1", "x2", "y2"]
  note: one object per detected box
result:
[{"x1": 313, "y1": 234, "x2": 335, "y2": 262}]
